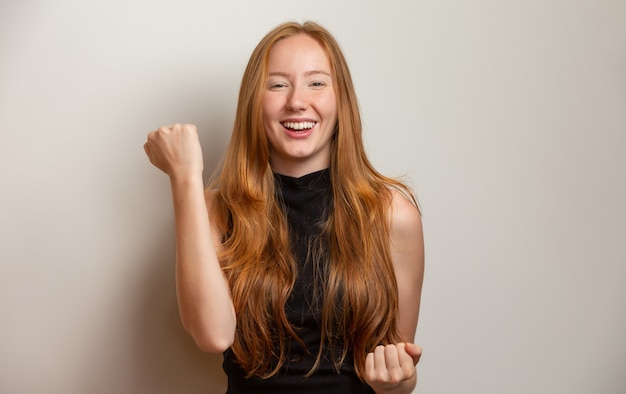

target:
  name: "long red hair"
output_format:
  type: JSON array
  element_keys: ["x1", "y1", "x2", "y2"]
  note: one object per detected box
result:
[{"x1": 209, "y1": 21, "x2": 416, "y2": 380}]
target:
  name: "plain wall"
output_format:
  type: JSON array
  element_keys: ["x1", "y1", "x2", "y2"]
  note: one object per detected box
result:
[{"x1": 1, "y1": 0, "x2": 625, "y2": 393}]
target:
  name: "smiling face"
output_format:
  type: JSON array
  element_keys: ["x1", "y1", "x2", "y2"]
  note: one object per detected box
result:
[{"x1": 262, "y1": 33, "x2": 338, "y2": 177}]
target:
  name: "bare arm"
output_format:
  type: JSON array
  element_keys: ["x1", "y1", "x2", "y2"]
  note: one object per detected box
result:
[
  {"x1": 144, "y1": 124, "x2": 236, "y2": 353},
  {"x1": 364, "y1": 189, "x2": 424, "y2": 394}
]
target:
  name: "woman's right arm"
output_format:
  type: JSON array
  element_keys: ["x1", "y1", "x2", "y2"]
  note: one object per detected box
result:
[{"x1": 144, "y1": 124, "x2": 236, "y2": 353}]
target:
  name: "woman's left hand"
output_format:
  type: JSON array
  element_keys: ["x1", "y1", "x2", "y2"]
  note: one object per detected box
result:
[{"x1": 364, "y1": 342, "x2": 422, "y2": 394}]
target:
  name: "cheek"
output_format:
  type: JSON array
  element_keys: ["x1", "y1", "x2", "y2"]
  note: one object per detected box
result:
[
  {"x1": 321, "y1": 93, "x2": 338, "y2": 119},
  {"x1": 324, "y1": 103, "x2": 338, "y2": 124},
  {"x1": 261, "y1": 94, "x2": 278, "y2": 119}
]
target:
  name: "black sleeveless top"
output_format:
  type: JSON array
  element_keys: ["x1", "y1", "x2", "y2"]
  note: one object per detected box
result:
[{"x1": 223, "y1": 169, "x2": 374, "y2": 393}]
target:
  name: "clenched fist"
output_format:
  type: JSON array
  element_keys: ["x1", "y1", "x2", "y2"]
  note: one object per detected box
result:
[
  {"x1": 364, "y1": 342, "x2": 422, "y2": 394},
  {"x1": 144, "y1": 124, "x2": 204, "y2": 179}
]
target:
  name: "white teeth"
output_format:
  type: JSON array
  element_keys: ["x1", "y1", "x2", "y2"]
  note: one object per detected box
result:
[{"x1": 282, "y1": 121, "x2": 316, "y2": 131}]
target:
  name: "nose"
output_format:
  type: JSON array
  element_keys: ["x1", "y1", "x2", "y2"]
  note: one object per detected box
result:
[{"x1": 286, "y1": 85, "x2": 308, "y2": 112}]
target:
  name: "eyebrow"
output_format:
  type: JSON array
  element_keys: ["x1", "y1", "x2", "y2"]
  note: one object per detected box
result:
[{"x1": 268, "y1": 70, "x2": 331, "y2": 78}]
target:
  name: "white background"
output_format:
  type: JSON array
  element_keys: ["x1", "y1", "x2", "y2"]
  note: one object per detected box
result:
[{"x1": 1, "y1": 1, "x2": 625, "y2": 393}]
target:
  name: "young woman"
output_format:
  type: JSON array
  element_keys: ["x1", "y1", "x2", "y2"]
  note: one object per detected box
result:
[{"x1": 144, "y1": 21, "x2": 424, "y2": 394}]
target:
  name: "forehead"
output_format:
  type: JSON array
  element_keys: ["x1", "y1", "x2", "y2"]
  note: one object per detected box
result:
[{"x1": 267, "y1": 34, "x2": 331, "y2": 73}]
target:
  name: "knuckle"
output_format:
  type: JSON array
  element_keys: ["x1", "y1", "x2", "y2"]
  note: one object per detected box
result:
[
  {"x1": 175, "y1": 124, "x2": 195, "y2": 137},
  {"x1": 375, "y1": 371, "x2": 388, "y2": 383},
  {"x1": 387, "y1": 366, "x2": 403, "y2": 383},
  {"x1": 387, "y1": 373, "x2": 402, "y2": 385},
  {"x1": 384, "y1": 344, "x2": 398, "y2": 354},
  {"x1": 402, "y1": 365, "x2": 414, "y2": 379}
]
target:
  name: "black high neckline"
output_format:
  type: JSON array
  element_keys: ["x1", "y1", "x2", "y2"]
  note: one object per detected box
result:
[{"x1": 273, "y1": 168, "x2": 331, "y2": 191}]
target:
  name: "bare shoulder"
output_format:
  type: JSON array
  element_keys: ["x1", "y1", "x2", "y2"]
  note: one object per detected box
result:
[{"x1": 388, "y1": 188, "x2": 423, "y2": 246}]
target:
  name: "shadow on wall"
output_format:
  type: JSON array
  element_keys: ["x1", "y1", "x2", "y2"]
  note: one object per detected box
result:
[{"x1": 128, "y1": 230, "x2": 227, "y2": 394}]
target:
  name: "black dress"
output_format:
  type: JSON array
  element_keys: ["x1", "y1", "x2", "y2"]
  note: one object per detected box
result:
[{"x1": 223, "y1": 169, "x2": 374, "y2": 393}]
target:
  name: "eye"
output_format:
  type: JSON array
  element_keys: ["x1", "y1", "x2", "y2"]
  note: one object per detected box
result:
[
  {"x1": 268, "y1": 80, "x2": 289, "y2": 90},
  {"x1": 310, "y1": 81, "x2": 326, "y2": 88}
]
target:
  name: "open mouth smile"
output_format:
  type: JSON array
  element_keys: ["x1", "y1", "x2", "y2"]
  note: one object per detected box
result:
[{"x1": 281, "y1": 121, "x2": 317, "y2": 131}]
